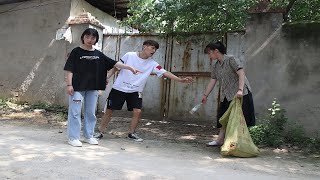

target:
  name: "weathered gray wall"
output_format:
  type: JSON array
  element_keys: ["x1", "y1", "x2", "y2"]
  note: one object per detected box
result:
[
  {"x1": 0, "y1": 0, "x2": 114, "y2": 105},
  {"x1": 245, "y1": 13, "x2": 320, "y2": 135},
  {"x1": 0, "y1": 0, "x2": 71, "y2": 104}
]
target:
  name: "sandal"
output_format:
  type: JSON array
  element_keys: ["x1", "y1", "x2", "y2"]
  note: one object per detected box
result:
[{"x1": 206, "y1": 140, "x2": 222, "y2": 147}]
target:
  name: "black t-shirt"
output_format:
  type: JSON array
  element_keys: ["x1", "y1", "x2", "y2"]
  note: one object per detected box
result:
[{"x1": 64, "y1": 47, "x2": 117, "y2": 91}]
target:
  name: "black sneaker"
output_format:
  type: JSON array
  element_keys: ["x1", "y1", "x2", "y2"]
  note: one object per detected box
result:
[
  {"x1": 93, "y1": 132, "x2": 103, "y2": 139},
  {"x1": 128, "y1": 133, "x2": 143, "y2": 142}
]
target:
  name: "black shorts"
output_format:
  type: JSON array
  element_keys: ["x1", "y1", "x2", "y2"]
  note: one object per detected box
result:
[
  {"x1": 107, "y1": 88, "x2": 142, "y2": 111},
  {"x1": 216, "y1": 91, "x2": 256, "y2": 128}
]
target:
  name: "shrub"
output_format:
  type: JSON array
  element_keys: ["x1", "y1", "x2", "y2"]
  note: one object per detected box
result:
[
  {"x1": 249, "y1": 99, "x2": 286, "y2": 147},
  {"x1": 249, "y1": 99, "x2": 319, "y2": 152}
]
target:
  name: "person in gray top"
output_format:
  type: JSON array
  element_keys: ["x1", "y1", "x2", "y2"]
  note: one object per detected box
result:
[{"x1": 201, "y1": 41, "x2": 256, "y2": 146}]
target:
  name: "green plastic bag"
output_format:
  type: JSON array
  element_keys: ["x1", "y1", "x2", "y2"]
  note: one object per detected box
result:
[{"x1": 219, "y1": 97, "x2": 259, "y2": 157}]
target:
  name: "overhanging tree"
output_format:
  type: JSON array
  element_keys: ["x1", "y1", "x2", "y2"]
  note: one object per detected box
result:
[{"x1": 123, "y1": 0, "x2": 320, "y2": 34}]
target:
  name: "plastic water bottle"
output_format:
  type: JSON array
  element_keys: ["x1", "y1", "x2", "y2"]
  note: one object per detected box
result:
[{"x1": 189, "y1": 103, "x2": 202, "y2": 114}]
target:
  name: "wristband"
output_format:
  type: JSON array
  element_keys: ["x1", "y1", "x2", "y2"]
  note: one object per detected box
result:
[{"x1": 238, "y1": 89, "x2": 243, "y2": 91}]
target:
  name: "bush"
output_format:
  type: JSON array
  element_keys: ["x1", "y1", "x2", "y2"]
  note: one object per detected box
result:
[
  {"x1": 249, "y1": 99, "x2": 286, "y2": 147},
  {"x1": 285, "y1": 122, "x2": 307, "y2": 146},
  {"x1": 249, "y1": 99, "x2": 320, "y2": 152}
]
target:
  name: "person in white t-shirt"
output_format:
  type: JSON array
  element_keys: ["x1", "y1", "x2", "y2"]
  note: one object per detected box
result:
[{"x1": 94, "y1": 40, "x2": 193, "y2": 142}]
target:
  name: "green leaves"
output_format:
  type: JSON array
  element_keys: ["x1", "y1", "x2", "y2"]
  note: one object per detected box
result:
[
  {"x1": 287, "y1": 0, "x2": 320, "y2": 22},
  {"x1": 123, "y1": 0, "x2": 320, "y2": 34},
  {"x1": 124, "y1": 0, "x2": 257, "y2": 33}
]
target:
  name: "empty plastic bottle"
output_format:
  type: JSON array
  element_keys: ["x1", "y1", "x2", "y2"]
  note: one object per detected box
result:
[{"x1": 189, "y1": 103, "x2": 203, "y2": 114}]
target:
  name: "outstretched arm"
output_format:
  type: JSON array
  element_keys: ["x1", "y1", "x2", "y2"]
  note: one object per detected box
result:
[
  {"x1": 107, "y1": 67, "x2": 118, "y2": 79},
  {"x1": 114, "y1": 61, "x2": 140, "y2": 74},
  {"x1": 162, "y1": 71, "x2": 193, "y2": 83}
]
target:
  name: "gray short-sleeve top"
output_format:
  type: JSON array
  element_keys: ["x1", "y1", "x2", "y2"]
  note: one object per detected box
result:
[{"x1": 211, "y1": 55, "x2": 252, "y2": 102}]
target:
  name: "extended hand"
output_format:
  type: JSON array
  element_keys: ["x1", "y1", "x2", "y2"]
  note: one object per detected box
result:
[
  {"x1": 130, "y1": 67, "x2": 141, "y2": 74},
  {"x1": 181, "y1": 77, "x2": 193, "y2": 83}
]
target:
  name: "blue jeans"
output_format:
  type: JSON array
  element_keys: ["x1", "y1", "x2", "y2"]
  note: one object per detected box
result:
[{"x1": 67, "y1": 91, "x2": 98, "y2": 140}]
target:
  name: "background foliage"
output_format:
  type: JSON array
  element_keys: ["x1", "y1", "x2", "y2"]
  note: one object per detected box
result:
[
  {"x1": 123, "y1": 0, "x2": 320, "y2": 33},
  {"x1": 249, "y1": 99, "x2": 320, "y2": 153}
]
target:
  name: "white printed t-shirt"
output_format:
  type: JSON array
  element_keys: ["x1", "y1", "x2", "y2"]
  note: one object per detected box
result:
[{"x1": 112, "y1": 52, "x2": 167, "y2": 93}]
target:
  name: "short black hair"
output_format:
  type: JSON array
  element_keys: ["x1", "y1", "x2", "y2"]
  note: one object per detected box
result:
[
  {"x1": 204, "y1": 41, "x2": 226, "y2": 54},
  {"x1": 81, "y1": 28, "x2": 99, "y2": 44},
  {"x1": 143, "y1": 40, "x2": 159, "y2": 49}
]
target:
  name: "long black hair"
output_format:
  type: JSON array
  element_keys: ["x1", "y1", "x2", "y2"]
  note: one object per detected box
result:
[
  {"x1": 204, "y1": 41, "x2": 226, "y2": 54},
  {"x1": 81, "y1": 28, "x2": 99, "y2": 44}
]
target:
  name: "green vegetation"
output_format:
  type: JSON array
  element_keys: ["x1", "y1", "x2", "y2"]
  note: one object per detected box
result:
[
  {"x1": 0, "y1": 98, "x2": 9, "y2": 109},
  {"x1": 249, "y1": 99, "x2": 320, "y2": 153},
  {"x1": 0, "y1": 98, "x2": 68, "y2": 120},
  {"x1": 29, "y1": 102, "x2": 67, "y2": 114},
  {"x1": 123, "y1": 0, "x2": 320, "y2": 33},
  {"x1": 29, "y1": 102, "x2": 68, "y2": 119}
]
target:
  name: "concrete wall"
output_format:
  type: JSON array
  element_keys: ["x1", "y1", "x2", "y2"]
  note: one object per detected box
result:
[
  {"x1": 244, "y1": 13, "x2": 320, "y2": 135},
  {"x1": 0, "y1": 0, "x2": 131, "y2": 105},
  {"x1": 0, "y1": 0, "x2": 71, "y2": 104}
]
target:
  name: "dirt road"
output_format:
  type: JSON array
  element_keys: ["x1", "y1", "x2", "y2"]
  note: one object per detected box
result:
[{"x1": 0, "y1": 118, "x2": 319, "y2": 180}]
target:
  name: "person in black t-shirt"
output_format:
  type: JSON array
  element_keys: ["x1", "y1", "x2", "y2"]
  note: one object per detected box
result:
[{"x1": 64, "y1": 28, "x2": 139, "y2": 147}]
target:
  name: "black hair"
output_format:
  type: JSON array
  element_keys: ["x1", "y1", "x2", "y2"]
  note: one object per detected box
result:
[
  {"x1": 143, "y1": 40, "x2": 159, "y2": 49},
  {"x1": 81, "y1": 28, "x2": 99, "y2": 44},
  {"x1": 204, "y1": 41, "x2": 226, "y2": 54}
]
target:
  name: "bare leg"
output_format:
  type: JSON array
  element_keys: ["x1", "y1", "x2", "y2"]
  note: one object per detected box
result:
[
  {"x1": 128, "y1": 108, "x2": 141, "y2": 133},
  {"x1": 216, "y1": 128, "x2": 226, "y2": 144},
  {"x1": 206, "y1": 128, "x2": 225, "y2": 146},
  {"x1": 98, "y1": 109, "x2": 113, "y2": 133}
]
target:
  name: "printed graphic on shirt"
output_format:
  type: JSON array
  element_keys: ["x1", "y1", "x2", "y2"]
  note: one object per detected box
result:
[
  {"x1": 122, "y1": 82, "x2": 140, "y2": 89},
  {"x1": 80, "y1": 56, "x2": 100, "y2": 60}
]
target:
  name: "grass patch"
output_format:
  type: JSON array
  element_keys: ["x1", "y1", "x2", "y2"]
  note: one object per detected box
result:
[{"x1": 0, "y1": 97, "x2": 68, "y2": 120}]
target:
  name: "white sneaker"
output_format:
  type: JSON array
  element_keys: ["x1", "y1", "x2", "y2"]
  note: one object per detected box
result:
[
  {"x1": 68, "y1": 139, "x2": 82, "y2": 147},
  {"x1": 83, "y1": 138, "x2": 99, "y2": 145}
]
